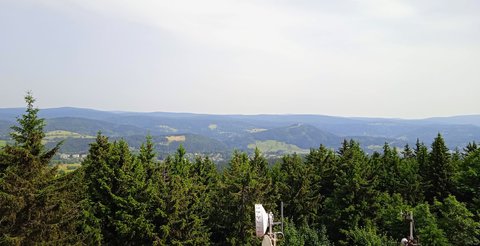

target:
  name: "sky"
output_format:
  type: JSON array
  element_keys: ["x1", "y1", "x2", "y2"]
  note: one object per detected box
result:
[{"x1": 0, "y1": 0, "x2": 479, "y2": 118}]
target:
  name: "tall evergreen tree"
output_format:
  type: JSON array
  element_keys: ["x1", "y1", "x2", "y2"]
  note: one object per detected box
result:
[
  {"x1": 277, "y1": 153, "x2": 315, "y2": 226},
  {"x1": 0, "y1": 93, "x2": 76, "y2": 244},
  {"x1": 81, "y1": 135, "x2": 156, "y2": 245},
  {"x1": 377, "y1": 143, "x2": 402, "y2": 195},
  {"x1": 424, "y1": 134, "x2": 454, "y2": 202},
  {"x1": 415, "y1": 139, "x2": 430, "y2": 200},
  {"x1": 323, "y1": 140, "x2": 379, "y2": 244},
  {"x1": 192, "y1": 155, "x2": 221, "y2": 243},
  {"x1": 397, "y1": 156, "x2": 423, "y2": 204},
  {"x1": 305, "y1": 145, "x2": 337, "y2": 224},
  {"x1": 148, "y1": 146, "x2": 212, "y2": 245},
  {"x1": 217, "y1": 150, "x2": 272, "y2": 245},
  {"x1": 455, "y1": 146, "x2": 480, "y2": 214}
]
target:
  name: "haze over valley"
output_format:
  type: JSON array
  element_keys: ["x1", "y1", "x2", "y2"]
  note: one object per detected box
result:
[{"x1": 1, "y1": 107, "x2": 479, "y2": 161}]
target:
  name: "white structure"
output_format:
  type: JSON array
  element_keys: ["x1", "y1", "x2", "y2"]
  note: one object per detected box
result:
[
  {"x1": 255, "y1": 203, "x2": 284, "y2": 246},
  {"x1": 255, "y1": 204, "x2": 269, "y2": 237}
]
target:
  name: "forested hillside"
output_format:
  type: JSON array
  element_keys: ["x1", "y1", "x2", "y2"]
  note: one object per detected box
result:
[
  {"x1": 1, "y1": 107, "x2": 480, "y2": 156},
  {"x1": 1, "y1": 95, "x2": 479, "y2": 245}
]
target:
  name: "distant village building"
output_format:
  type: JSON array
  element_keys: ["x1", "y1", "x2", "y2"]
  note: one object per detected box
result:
[{"x1": 60, "y1": 153, "x2": 70, "y2": 159}]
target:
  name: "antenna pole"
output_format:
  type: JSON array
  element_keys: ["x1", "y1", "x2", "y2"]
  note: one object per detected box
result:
[
  {"x1": 281, "y1": 202, "x2": 284, "y2": 234},
  {"x1": 409, "y1": 211, "x2": 413, "y2": 241},
  {"x1": 269, "y1": 212, "x2": 275, "y2": 246}
]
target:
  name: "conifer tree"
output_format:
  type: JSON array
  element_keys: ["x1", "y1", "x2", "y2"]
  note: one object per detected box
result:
[
  {"x1": 149, "y1": 146, "x2": 212, "y2": 245},
  {"x1": 139, "y1": 135, "x2": 156, "y2": 178},
  {"x1": 192, "y1": 155, "x2": 221, "y2": 243},
  {"x1": 402, "y1": 144, "x2": 414, "y2": 159},
  {"x1": 380, "y1": 143, "x2": 423, "y2": 204},
  {"x1": 415, "y1": 139, "x2": 430, "y2": 200},
  {"x1": 455, "y1": 146, "x2": 480, "y2": 214},
  {"x1": 463, "y1": 141, "x2": 478, "y2": 155},
  {"x1": 81, "y1": 135, "x2": 156, "y2": 245},
  {"x1": 425, "y1": 134, "x2": 453, "y2": 202},
  {"x1": 0, "y1": 92, "x2": 74, "y2": 244},
  {"x1": 217, "y1": 150, "x2": 272, "y2": 245},
  {"x1": 304, "y1": 145, "x2": 337, "y2": 225},
  {"x1": 413, "y1": 203, "x2": 449, "y2": 246},
  {"x1": 277, "y1": 153, "x2": 313, "y2": 225},
  {"x1": 433, "y1": 195, "x2": 480, "y2": 246},
  {"x1": 377, "y1": 143, "x2": 402, "y2": 194},
  {"x1": 397, "y1": 156, "x2": 423, "y2": 204},
  {"x1": 323, "y1": 140, "x2": 379, "y2": 244}
]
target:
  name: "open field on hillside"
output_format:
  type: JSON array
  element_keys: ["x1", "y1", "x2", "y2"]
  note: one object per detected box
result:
[
  {"x1": 56, "y1": 163, "x2": 81, "y2": 174},
  {"x1": 45, "y1": 130, "x2": 95, "y2": 140},
  {"x1": 248, "y1": 140, "x2": 309, "y2": 154},
  {"x1": 166, "y1": 135, "x2": 186, "y2": 144}
]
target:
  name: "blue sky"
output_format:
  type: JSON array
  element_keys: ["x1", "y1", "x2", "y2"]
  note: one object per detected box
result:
[{"x1": 1, "y1": 0, "x2": 479, "y2": 118}]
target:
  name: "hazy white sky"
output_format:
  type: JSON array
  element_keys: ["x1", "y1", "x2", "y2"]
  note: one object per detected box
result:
[{"x1": 1, "y1": 0, "x2": 479, "y2": 118}]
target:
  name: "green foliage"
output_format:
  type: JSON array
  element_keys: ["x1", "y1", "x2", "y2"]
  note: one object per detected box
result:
[
  {"x1": 281, "y1": 220, "x2": 331, "y2": 246},
  {"x1": 277, "y1": 153, "x2": 318, "y2": 226},
  {"x1": 433, "y1": 195, "x2": 480, "y2": 246},
  {"x1": 0, "y1": 92, "x2": 80, "y2": 244},
  {"x1": 152, "y1": 146, "x2": 212, "y2": 245},
  {"x1": 397, "y1": 157, "x2": 424, "y2": 204},
  {"x1": 345, "y1": 224, "x2": 397, "y2": 246},
  {"x1": 3, "y1": 95, "x2": 480, "y2": 245},
  {"x1": 9, "y1": 93, "x2": 48, "y2": 156},
  {"x1": 424, "y1": 134, "x2": 454, "y2": 201},
  {"x1": 323, "y1": 140, "x2": 379, "y2": 244},
  {"x1": 374, "y1": 193, "x2": 411, "y2": 240},
  {"x1": 216, "y1": 150, "x2": 272, "y2": 245},
  {"x1": 413, "y1": 203, "x2": 449, "y2": 246},
  {"x1": 376, "y1": 143, "x2": 402, "y2": 195},
  {"x1": 456, "y1": 147, "x2": 480, "y2": 213},
  {"x1": 81, "y1": 135, "x2": 156, "y2": 245}
]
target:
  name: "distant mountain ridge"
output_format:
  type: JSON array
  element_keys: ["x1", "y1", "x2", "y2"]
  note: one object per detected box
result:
[{"x1": 1, "y1": 107, "x2": 479, "y2": 155}]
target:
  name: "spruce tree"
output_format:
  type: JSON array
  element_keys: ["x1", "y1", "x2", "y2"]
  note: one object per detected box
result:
[
  {"x1": 397, "y1": 156, "x2": 423, "y2": 204},
  {"x1": 149, "y1": 146, "x2": 212, "y2": 245},
  {"x1": 455, "y1": 146, "x2": 480, "y2": 214},
  {"x1": 323, "y1": 140, "x2": 378, "y2": 244},
  {"x1": 415, "y1": 139, "x2": 430, "y2": 200},
  {"x1": 278, "y1": 153, "x2": 311, "y2": 225},
  {"x1": 425, "y1": 134, "x2": 453, "y2": 202},
  {"x1": 377, "y1": 143, "x2": 402, "y2": 194},
  {"x1": 0, "y1": 92, "x2": 74, "y2": 244},
  {"x1": 304, "y1": 145, "x2": 337, "y2": 225},
  {"x1": 463, "y1": 141, "x2": 478, "y2": 155},
  {"x1": 217, "y1": 150, "x2": 272, "y2": 245},
  {"x1": 81, "y1": 135, "x2": 156, "y2": 245}
]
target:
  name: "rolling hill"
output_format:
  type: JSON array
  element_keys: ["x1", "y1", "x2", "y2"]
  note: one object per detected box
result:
[{"x1": 1, "y1": 107, "x2": 479, "y2": 155}]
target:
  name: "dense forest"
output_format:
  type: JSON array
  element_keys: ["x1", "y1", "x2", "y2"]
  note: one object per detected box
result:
[{"x1": 1, "y1": 95, "x2": 479, "y2": 245}]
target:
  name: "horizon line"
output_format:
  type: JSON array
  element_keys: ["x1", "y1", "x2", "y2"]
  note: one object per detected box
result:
[{"x1": 1, "y1": 106, "x2": 479, "y2": 121}]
